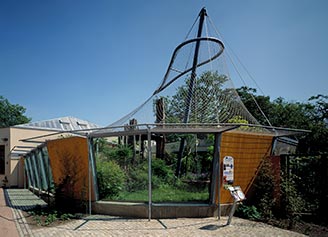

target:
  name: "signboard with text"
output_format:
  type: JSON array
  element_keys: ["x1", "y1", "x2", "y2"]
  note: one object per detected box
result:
[{"x1": 223, "y1": 156, "x2": 234, "y2": 185}]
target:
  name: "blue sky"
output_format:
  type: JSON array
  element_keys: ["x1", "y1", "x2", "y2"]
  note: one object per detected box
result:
[{"x1": 1, "y1": 0, "x2": 327, "y2": 126}]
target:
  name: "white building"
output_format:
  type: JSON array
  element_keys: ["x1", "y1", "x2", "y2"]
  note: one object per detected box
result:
[{"x1": 0, "y1": 116, "x2": 99, "y2": 188}]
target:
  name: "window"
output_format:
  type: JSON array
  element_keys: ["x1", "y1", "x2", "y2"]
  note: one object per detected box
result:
[
  {"x1": 0, "y1": 145, "x2": 4, "y2": 174},
  {"x1": 59, "y1": 119, "x2": 72, "y2": 130},
  {"x1": 77, "y1": 121, "x2": 87, "y2": 129}
]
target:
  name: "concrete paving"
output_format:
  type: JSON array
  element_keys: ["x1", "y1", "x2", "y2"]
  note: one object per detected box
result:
[
  {"x1": 0, "y1": 188, "x2": 19, "y2": 237},
  {"x1": 2, "y1": 188, "x2": 306, "y2": 237}
]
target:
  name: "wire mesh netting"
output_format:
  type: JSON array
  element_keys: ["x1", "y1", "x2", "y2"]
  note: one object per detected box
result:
[
  {"x1": 109, "y1": 35, "x2": 260, "y2": 129},
  {"x1": 90, "y1": 9, "x2": 308, "y2": 205}
]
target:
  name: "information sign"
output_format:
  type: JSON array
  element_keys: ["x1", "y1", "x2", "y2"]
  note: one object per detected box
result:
[{"x1": 223, "y1": 156, "x2": 234, "y2": 185}]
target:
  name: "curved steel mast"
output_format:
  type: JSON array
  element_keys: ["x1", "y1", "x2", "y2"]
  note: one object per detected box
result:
[{"x1": 176, "y1": 7, "x2": 207, "y2": 177}]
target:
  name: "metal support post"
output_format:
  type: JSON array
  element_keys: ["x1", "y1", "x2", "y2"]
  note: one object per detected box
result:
[
  {"x1": 227, "y1": 199, "x2": 238, "y2": 225},
  {"x1": 211, "y1": 133, "x2": 222, "y2": 219},
  {"x1": 147, "y1": 128, "x2": 152, "y2": 221}
]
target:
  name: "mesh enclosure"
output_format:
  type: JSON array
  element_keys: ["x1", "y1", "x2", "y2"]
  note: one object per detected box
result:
[
  {"x1": 110, "y1": 36, "x2": 260, "y2": 128},
  {"x1": 89, "y1": 9, "x2": 308, "y2": 205},
  {"x1": 89, "y1": 9, "x2": 309, "y2": 138}
]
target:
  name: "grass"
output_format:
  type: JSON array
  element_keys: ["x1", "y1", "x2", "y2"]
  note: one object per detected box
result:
[{"x1": 105, "y1": 185, "x2": 209, "y2": 203}]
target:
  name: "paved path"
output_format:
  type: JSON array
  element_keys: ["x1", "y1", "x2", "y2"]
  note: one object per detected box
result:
[
  {"x1": 0, "y1": 188, "x2": 19, "y2": 237},
  {"x1": 29, "y1": 216, "x2": 307, "y2": 237},
  {"x1": 2, "y1": 188, "x2": 307, "y2": 237}
]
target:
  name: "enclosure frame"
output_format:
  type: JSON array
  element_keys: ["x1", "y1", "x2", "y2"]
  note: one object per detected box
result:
[{"x1": 88, "y1": 123, "x2": 309, "y2": 220}]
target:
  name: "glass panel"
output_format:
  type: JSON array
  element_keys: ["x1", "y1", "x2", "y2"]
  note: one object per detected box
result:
[
  {"x1": 36, "y1": 149, "x2": 48, "y2": 191},
  {"x1": 95, "y1": 134, "x2": 212, "y2": 203},
  {"x1": 25, "y1": 155, "x2": 35, "y2": 188},
  {"x1": 30, "y1": 152, "x2": 41, "y2": 190},
  {"x1": 0, "y1": 145, "x2": 4, "y2": 174},
  {"x1": 24, "y1": 155, "x2": 31, "y2": 188},
  {"x1": 41, "y1": 147, "x2": 54, "y2": 192}
]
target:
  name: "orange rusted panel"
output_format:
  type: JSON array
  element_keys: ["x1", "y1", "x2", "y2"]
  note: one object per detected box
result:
[
  {"x1": 47, "y1": 136, "x2": 95, "y2": 201},
  {"x1": 217, "y1": 131, "x2": 274, "y2": 204}
]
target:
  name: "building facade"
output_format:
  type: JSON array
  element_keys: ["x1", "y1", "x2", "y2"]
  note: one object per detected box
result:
[{"x1": 0, "y1": 116, "x2": 99, "y2": 188}]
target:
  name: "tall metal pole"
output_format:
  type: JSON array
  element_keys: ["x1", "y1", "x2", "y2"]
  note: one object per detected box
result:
[
  {"x1": 176, "y1": 8, "x2": 207, "y2": 177},
  {"x1": 88, "y1": 138, "x2": 92, "y2": 215},
  {"x1": 214, "y1": 133, "x2": 222, "y2": 219},
  {"x1": 87, "y1": 137, "x2": 99, "y2": 214},
  {"x1": 147, "y1": 128, "x2": 152, "y2": 221},
  {"x1": 183, "y1": 7, "x2": 207, "y2": 123}
]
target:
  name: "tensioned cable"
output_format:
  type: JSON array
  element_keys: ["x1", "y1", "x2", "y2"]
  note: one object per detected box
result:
[
  {"x1": 184, "y1": 12, "x2": 204, "y2": 81},
  {"x1": 225, "y1": 51, "x2": 272, "y2": 127},
  {"x1": 184, "y1": 16, "x2": 198, "y2": 74},
  {"x1": 204, "y1": 17, "x2": 214, "y2": 72},
  {"x1": 204, "y1": 17, "x2": 220, "y2": 122},
  {"x1": 205, "y1": 16, "x2": 260, "y2": 125},
  {"x1": 220, "y1": 48, "x2": 262, "y2": 125},
  {"x1": 154, "y1": 14, "x2": 200, "y2": 98},
  {"x1": 207, "y1": 17, "x2": 266, "y2": 95},
  {"x1": 184, "y1": 14, "x2": 200, "y2": 40},
  {"x1": 207, "y1": 16, "x2": 273, "y2": 127}
]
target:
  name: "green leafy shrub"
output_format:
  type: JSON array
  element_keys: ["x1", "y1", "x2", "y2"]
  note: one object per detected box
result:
[
  {"x1": 45, "y1": 213, "x2": 57, "y2": 225},
  {"x1": 152, "y1": 158, "x2": 174, "y2": 183},
  {"x1": 27, "y1": 206, "x2": 76, "y2": 226},
  {"x1": 252, "y1": 157, "x2": 276, "y2": 220},
  {"x1": 97, "y1": 160, "x2": 126, "y2": 199},
  {"x1": 126, "y1": 163, "x2": 149, "y2": 192},
  {"x1": 236, "y1": 204, "x2": 261, "y2": 220},
  {"x1": 108, "y1": 145, "x2": 133, "y2": 169},
  {"x1": 125, "y1": 158, "x2": 175, "y2": 193},
  {"x1": 280, "y1": 174, "x2": 305, "y2": 222}
]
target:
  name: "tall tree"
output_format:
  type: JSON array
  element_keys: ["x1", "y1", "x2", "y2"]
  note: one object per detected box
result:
[
  {"x1": 165, "y1": 71, "x2": 234, "y2": 123},
  {"x1": 298, "y1": 95, "x2": 328, "y2": 153},
  {"x1": 236, "y1": 86, "x2": 273, "y2": 126},
  {"x1": 236, "y1": 87, "x2": 328, "y2": 154},
  {"x1": 0, "y1": 96, "x2": 31, "y2": 127}
]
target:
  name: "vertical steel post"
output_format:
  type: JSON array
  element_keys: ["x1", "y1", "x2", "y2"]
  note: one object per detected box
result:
[
  {"x1": 183, "y1": 7, "x2": 207, "y2": 123},
  {"x1": 23, "y1": 158, "x2": 26, "y2": 189},
  {"x1": 87, "y1": 137, "x2": 99, "y2": 215},
  {"x1": 227, "y1": 199, "x2": 238, "y2": 225},
  {"x1": 212, "y1": 133, "x2": 222, "y2": 219},
  {"x1": 147, "y1": 128, "x2": 152, "y2": 221},
  {"x1": 176, "y1": 8, "x2": 207, "y2": 177},
  {"x1": 88, "y1": 138, "x2": 92, "y2": 215}
]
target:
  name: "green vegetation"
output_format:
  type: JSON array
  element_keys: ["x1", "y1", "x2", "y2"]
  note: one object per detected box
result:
[
  {"x1": 109, "y1": 185, "x2": 208, "y2": 202},
  {"x1": 27, "y1": 205, "x2": 75, "y2": 226},
  {"x1": 97, "y1": 159, "x2": 126, "y2": 199},
  {"x1": 237, "y1": 87, "x2": 327, "y2": 154},
  {"x1": 235, "y1": 204, "x2": 261, "y2": 221},
  {"x1": 235, "y1": 88, "x2": 328, "y2": 231},
  {"x1": 236, "y1": 155, "x2": 327, "y2": 234},
  {"x1": 0, "y1": 95, "x2": 31, "y2": 127},
  {"x1": 96, "y1": 141, "x2": 211, "y2": 203}
]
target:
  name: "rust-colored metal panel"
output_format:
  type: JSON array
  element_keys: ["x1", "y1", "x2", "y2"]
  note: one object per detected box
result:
[
  {"x1": 218, "y1": 131, "x2": 274, "y2": 204},
  {"x1": 47, "y1": 137, "x2": 95, "y2": 201}
]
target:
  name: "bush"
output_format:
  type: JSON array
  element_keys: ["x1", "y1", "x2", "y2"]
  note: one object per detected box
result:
[
  {"x1": 152, "y1": 158, "x2": 174, "y2": 183},
  {"x1": 27, "y1": 206, "x2": 75, "y2": 226},
  {"x1": 252, "y1": 158, "x2": 276, "y2": 220},
  {"x1": 126, "y1": 163, "x2": 149, "y2": 192},
  {"x1": 125, "y1": 159, "x2": 170, "y2": 193},
  {"x1": 236, "y1": 204, "x2": 261, "y2": 220},
  {"x1": 97, "y1": 160, "x2": 126, "y2": 199},
  {"x1": 280, "y1": 174, "x2": 305, "y2": 222},
  {"x1": 108, "y1": 145, "x2": 133, "y2": 169}
]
